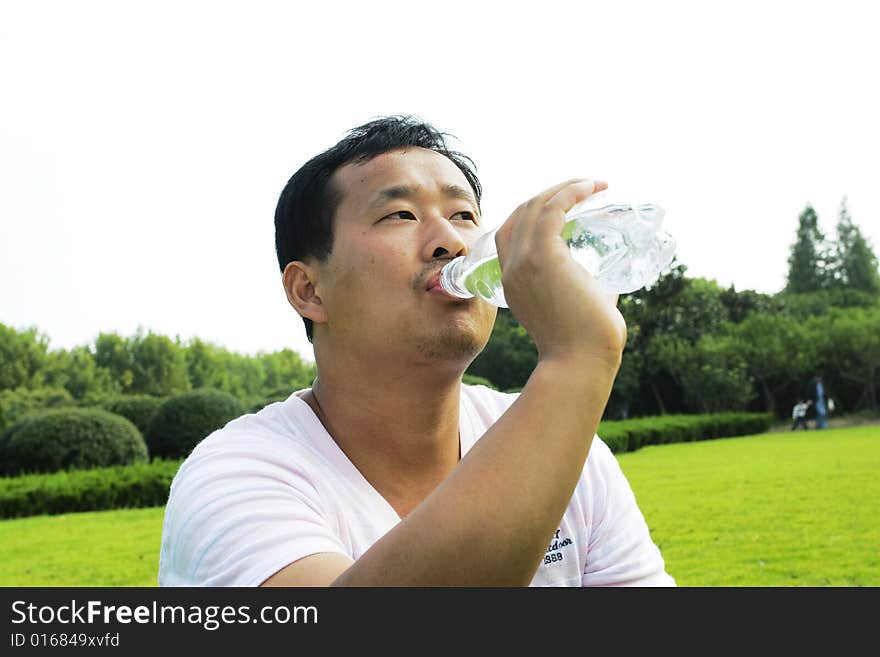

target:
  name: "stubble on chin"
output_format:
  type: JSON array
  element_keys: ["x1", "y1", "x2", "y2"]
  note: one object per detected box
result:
[
  {"x1": 414, "y1": 322, "x2": 485, "y2": 363},
  {"x1": 408, "y1": 269, "x2": 496, "y2": 364}
]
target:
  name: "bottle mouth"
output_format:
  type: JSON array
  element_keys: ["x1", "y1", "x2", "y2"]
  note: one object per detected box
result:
[{"x1": 439, "y1": 257, "x2": 473, "y2": 299}]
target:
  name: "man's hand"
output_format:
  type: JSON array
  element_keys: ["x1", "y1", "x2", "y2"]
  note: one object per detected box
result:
[{"x1": 493, "y1": 179, "x2": 627, "y2": 368}]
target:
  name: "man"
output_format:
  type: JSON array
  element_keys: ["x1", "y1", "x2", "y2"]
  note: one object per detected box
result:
[
  {"x1": 158, "y1": 116, "x2": 675, "y2": 586},
  {"x1": 811, "y1": 376, "x2": 828, "y2": 429}
]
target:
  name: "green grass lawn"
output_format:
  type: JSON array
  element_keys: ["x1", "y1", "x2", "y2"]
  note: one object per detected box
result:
[
  {"x1": 0, "y1": 507, "x2": 165, "y2": 586},
  {"x1": 618, "y1": 424, "x2": 880, "y2": 586},
  {"x1": 0, "y1": 424, "x2": 877, "y2": 586}
]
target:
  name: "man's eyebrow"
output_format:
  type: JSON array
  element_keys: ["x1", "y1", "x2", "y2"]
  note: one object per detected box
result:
[
  {"x1": 366, "y1": 184, "x2": 478, "y2": 213},
  {"x1": 440, "y1": 184, "x2": 478, "y2": 208},
  {"x1": 366, "y1": 185, "x2": 417, "y2": 212}
]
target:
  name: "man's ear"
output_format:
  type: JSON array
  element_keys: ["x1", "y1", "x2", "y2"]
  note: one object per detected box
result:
[{"x1": 282, "y1": 261, "x2": 328, "y2": 326}]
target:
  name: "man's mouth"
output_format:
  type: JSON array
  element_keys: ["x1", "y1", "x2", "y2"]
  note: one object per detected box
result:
[{"x1": 424, "y1": 270, "x2": 462, "y2": 300}]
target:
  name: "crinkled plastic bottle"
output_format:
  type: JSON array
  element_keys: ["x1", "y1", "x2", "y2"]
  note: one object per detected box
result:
[{"x1": 439, "y1": 202, "x2": 676, "y2": 307}]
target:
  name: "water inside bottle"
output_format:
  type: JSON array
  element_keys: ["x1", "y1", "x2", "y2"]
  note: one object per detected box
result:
[
  {"x1": 461, "y1": 256, "x2": 507, "y2": 307},
  {"x1": 454, "y1": 203, "x2": 675, "y2": 305},
  {"x1": 459, "y1": 230, "x2": 625, "y2": 308}
]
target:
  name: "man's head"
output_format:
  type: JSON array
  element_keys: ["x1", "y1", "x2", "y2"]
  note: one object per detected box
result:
[
  {"x1": 275, "y1": 116, "x2": 483, "y2": 343},
  {"x1": 274, "y1": 116, "x2": 497, "y2": 371}
]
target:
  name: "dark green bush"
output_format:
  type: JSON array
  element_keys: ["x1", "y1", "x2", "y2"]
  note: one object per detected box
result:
[
  {"x1": 248, "y1": 388, "x2": 295, "y2": 413},
  {"x1": 0, "y1": 408, "x2": 148, "y2": 477},
  {"x1": 0, "y1": 459, "x2": 182, "y2": 518},
  {"x1": 145, "y1": 388, "x2": 244, "y2": 459},
  {"x1": 597, "y1": 412, "x2": 774, "y2": 454},
  {"x1": 0, "y1": 386, "x2": 75, "y2": 433},
  {"x1": 101, "y1": 394, "x2": 165, "y2": 434},
  {"x1": 462, "y1": 374, "x2": 497, "y2": 389}
]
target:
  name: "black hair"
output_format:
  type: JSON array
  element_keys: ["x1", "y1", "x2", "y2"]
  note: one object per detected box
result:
[{"x1": 274, "y1": 115, "x2": 482, "y2": 342}]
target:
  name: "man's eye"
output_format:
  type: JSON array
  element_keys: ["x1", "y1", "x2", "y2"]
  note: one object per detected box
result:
[
  {"x1": 383, "y1": 211, "x2": 417, "y2": 221},
  {"x1": 452, "y1": 211, "x2": 478, "y2": 223}
]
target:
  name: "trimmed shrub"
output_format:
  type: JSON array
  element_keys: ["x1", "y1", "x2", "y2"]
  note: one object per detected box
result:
[
  {"x1": 462, "y1": 374, "x2": 497, "y2": 390},
  {"x1": 0, "y1": 386, "x2": 75, "y2": 433},
  {"x1": 597, "y1": 412, "x2": 774, "y2": 454},
  {"x1": 0, "y1": 408, "x2": 148, "y2": 477},
  {"x1": 0, "y1": 459, "x2": 182, "y2": 518},
  {"x1": 101, "y1": 394, "x2": 165, "y2": 434},
  {"x1": 249, "y1": 387, "x2": 295, "y2": 413},
  {"x1": 145, "y1": 388, "x2": 244, "y2": 459}
]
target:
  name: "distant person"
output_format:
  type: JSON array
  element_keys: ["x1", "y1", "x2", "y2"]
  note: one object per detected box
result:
[
  {"x1": 809, "y1": 376, "x2": 829, "y2": 430},
  {"x1": 158, "y1": 115, "x2": 675, "y2": 587},
  {"x1": 791, "y1": 399, "x2": 810, "y2": 431}
]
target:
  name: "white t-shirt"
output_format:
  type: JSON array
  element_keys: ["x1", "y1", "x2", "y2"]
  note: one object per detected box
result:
[{"x1": 158, "y1": 384, "x2": 675, "y2": 587}]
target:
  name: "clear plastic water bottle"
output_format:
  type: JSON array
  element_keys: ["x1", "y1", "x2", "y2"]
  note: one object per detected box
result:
[{"x1": 439, "y1": 203, "x2": 676, "y2": 307}]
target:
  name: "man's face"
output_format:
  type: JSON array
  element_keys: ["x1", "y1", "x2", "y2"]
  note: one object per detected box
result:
[{"x1": 311, "y1": 147, "x2": 497, "y2": 368}]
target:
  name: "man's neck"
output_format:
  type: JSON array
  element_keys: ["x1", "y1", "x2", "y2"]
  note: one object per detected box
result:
[{"x1": 299, "y1": 356, "x2": 465, "y2": 517}]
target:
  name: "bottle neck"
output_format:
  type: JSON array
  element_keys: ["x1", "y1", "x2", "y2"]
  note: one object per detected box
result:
[{"x1": 439, "y1": 256, "x2": 473, "y2": 299}]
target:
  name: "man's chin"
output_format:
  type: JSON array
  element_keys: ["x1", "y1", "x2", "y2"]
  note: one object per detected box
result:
[{"x1": 414, "y1": 325, "x2": 486, "y2": 365}]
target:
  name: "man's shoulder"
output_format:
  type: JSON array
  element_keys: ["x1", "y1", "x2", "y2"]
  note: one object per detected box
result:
[
  {"x1": 170, "y1": 391, "x2": 322, "y2": 485},
  {"x1": 198, "y1": 392, "x2": 311, "y2": 448}
]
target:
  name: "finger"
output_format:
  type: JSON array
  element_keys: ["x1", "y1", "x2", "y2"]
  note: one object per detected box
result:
[
  {"x1": 533, "y1": 178, "x2": 592, "y2": 203},
  {"x1": 545, "y1": 179, "x2": 607, "y2": 215},
  {"x1": 533, "y1": 180, "x2": 607, "y2": 240},
  {"x1": 497, "y1": 179, "x2": 607, "y2": 257},
  {"x1": 522, "y1": 179, "x2": 607, "y2": 239}
]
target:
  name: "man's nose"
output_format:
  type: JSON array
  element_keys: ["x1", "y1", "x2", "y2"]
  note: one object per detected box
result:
[{"x1": 422, "y1": 217, "x2": 468, "y2": 261}]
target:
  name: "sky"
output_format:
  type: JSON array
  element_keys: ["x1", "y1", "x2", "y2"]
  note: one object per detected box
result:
[{"x1": 1, "y1": 0, "x2": 878, "y2": 363}]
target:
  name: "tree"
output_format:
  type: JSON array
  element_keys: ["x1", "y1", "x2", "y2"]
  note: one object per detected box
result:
[
  {"x1": 828, "y1": 197, "x2": 880, "y2": 296},
  {"x1": 619, "y1": 264, "x2": 730, "y2": 415},
  {"x1": 184, "y1": 339, "x2": 315, "y2": 406},
  {"x1": 622, "y1": 266, "x2": 729, "y2": 345},
  {"x1": 682, "y1": 335, "x2": 755, "y2": 413},
  {"x1": 94, "y1": 332, "x2": 135, "y2": 392},
  {"x1": 608, "y1": 345, "x2": 642, "y2": 419},
  {"x1": 128, "y1": 332, "x2": 191, "y2": 397},
  {"x1": 185, "y1": 338, "x2": 231, "y2": 392},
  {"x1": 785, "y1": 204, "x2": 830, "y2": 294},
  {"x1": 0, "y1": 324, "x2": 49, "y2": 391},
  {"x1": 466, "y1": 308, "x2": 537, "y2": 392},
  {"x1": 810, "y1": 306, "x2": 880, "y2": 411},
  {"x1": 646, "y1": 332, "x2": 754, "y2": 414},
  {"x1": 0, "y1": 386, "x2": 75, "y2": 432},
  {"x1": 619, "y1": 263, "x2": 688, "y2": 415},
  {"x1": 719, "y1": 285, "x2": 779, "y2": 323},
  {"x1": 44, "y1": 345, "x2": 119, "y2": 401},
  {"x1": 259, "y1": 349, "x2": 316, "y2": 393},
  {"x1": 729, "y1": 313, "x2": 811, "y2": 415},
  {"x1": 223, "y1": 352, "x2": 266, "y2": 404}
]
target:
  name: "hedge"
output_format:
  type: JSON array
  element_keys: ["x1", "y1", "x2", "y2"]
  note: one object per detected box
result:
[
  {"x1": 597, "y1": 412, "x2": 774, "y2": 454},
  {"x1": 462, "y1": 374, "x2": 497, "y2": 390},
  {"x1": 0, "y1": 459, "x2": 182, "y2": 519},
  {"x1": 0, "y1": 411, "x2": 775, "y2": 519}
]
